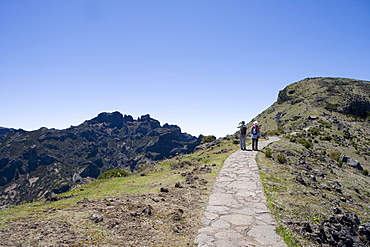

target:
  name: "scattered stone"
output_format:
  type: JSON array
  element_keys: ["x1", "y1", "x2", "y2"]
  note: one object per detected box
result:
[
  {"x1": 333, "y1": 207, "x2": 342, "y2": 214},
  {"x1": 130, "y1": 212, "x2": 139, "y2": 217},
  {"x1": 171, "y1": 161, "x2": 194, "y2": 170},
  {"x1": 198, "y1": 179, "x2": 208, "y2": 185},
  {"x1": 296, "y1": 175, "x2": 307, "y2": 186},
  {"x1": 199, "y1": 165, "x2": 212, "y2": 173},
  {"x1": 171, "y1": 211, "x2": 182, "y2": 221},
  {"x1": 174, "y1": 182, "x2": 183, "y2": 188},
  {"x1": 89, "y1": 213, "x2": 103, "y2": 223},
  {"x1": 29, "y1": 224, "x2": 38, "y2": 229},
  {"x1": 213, "y1": 149, "x2": 232, "y2": 154},
  {"x1": 72, "y1": 173, "x2": 83, "y2": 183},
  {"x1": 44, "y1": 196, "x2": 58, "y2": 205},
  {"x1": 77, "y1": 198, "x2": 91, "y2": 204},
  {"x1": 142, "y1": 206, "x2": 152, "y2": 216},
  {"x1": 312, "y1": 169, "x2": 325, "y2": 177},
  {"x1": 186, "y1": 175, "x2": 195, "y2": 184},
  {"x1": 160, "y1": 187, "x2": 169, "y2": 193},
  {"x1": 358, "y1": 223, "x2": 370, "y2": 241}
]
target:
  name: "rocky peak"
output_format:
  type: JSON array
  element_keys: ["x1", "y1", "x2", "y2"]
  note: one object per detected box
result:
[{"x1": 90, "y1": 111, "x2": 124, "y2": 128}]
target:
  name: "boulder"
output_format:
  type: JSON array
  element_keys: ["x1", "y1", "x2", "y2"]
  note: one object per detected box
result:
[
  {"x1": 89, "y1": 213, "x2": 103, "y2": 223},
  {"x1": 340, "y1": 155, "x2": 363, "y2": 170}
]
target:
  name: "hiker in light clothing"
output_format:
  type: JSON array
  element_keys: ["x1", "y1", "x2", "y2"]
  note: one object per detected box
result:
[
  {"x1": 251, "y1": 121, "x2": 261, "y2": 151},
  {"x1": 237, "y1": 121, "x2": 247, "y2": 150}
]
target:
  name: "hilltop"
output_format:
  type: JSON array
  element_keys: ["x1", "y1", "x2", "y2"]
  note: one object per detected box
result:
[
  {"x1": 0, "y1": 112, "x2": 202, "y2": 206},
  {"x1": 251, "y1": 77, "x2": 370, "y2": 246}
]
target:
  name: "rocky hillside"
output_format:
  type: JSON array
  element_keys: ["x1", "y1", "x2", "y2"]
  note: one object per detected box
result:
[
  {"x1": 0, "y1": 112, "x2": 202, "y2": 206},
  {"x1": 251, "y1": 77, "x2": 370, "y2": 246}
]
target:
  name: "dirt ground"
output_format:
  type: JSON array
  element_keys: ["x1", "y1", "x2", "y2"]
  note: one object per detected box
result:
[{"x1": 0, "y1": 161, "x2": 225, "y2": 247}]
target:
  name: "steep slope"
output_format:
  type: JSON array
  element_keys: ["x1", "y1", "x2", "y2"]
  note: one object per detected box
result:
[
  {"x1": 252, "y1": 77, "x2": 370, "y2": 246},
  {"x1": 0, "y1": 112, "x2": 202, "y2": 206}
]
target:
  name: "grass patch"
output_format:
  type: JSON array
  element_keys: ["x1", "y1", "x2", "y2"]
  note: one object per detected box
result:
[{"x1": 276, "y1": 226, "x2": 302, "y2": 247}]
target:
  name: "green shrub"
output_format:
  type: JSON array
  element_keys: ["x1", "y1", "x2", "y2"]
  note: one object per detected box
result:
[
  {"x1": 338, "y1": 161, "x2": 343, "y2": 167},
  {"x1": 362, "y1": 169, "x2": 369, "y2": 176},
  {"x1": 318, "y1": 120, "x2": 332, "y2": 128},
  {"x1": 277, "y1": 154, "x2": 287, "y2": 164},
  {"x1": 98, "y1": 169, "x2": 130, "y2": 180},
  {"x1": 329, "y1": 151, "x2": 341, "y2": 161},
  {"x1": 201, "y1": 135, "x2": 217, "y2": 144},
  {"x1": 297, "y1": 138, "x2": 313, "y2": 149},
  {"x1": 309, "y1": 128, "x2": 320, "y2": 136},
  {"x1": 289, "y1": 137, "x2": 296, "y2": 143},
  {"x1": 321, "y1": 135, "x2": 332, "y2": 141},
  {"x1": 266, "y1": 127, "x2": 285, "y2": 136},
  {"x1": 326, "y1": 103, "x2": 338, "y2": 111},
  {"x1": 265, "y1": 148, "x2": 272, "y2": 158}
]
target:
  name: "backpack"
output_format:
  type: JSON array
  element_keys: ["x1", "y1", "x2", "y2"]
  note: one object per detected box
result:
[
  {"x1": 251, "y1": 125, "x2": 258, "y2": 135},
  {"x1": 240, "y1": 126, "x2": 247, "y2": 135}
]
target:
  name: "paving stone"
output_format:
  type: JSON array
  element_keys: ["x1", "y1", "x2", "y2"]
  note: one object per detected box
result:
[
  {"x1": 195, "y1": 137, "x2": 287, "y2": 247},
  {"x1": 220, "y1": 214, "x2": 253, "y2": 226},
  {"x1": 212, "y1": 218, "x2": 231, "y2": 228},
  {"x1": 209, "y1": 193, "x2": 237, "y2": 206},
  {"x1": 194, "y1": 233, "x2": 214, "y2": 244}
]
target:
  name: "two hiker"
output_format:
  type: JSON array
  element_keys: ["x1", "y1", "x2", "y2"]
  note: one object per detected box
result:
[{"x1": 237, "y1": 121, "x2": 260, "y2": 151}]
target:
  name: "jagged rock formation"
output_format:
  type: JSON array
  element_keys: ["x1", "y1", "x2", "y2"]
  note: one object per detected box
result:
[
  {"x1": 0, "y1": 112, "x2": 202, "y2": 205},
  {"x1": 251, "y1": 77, "x2": 370, "y2": 246}
]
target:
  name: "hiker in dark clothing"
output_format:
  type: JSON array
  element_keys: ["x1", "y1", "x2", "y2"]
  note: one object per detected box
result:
[
  {"x1": 251, "y1": 121, "x2": 261, "y2": 151},
  {"x1": 237, "y1": 121, "x2": 247, "y2": 150}
]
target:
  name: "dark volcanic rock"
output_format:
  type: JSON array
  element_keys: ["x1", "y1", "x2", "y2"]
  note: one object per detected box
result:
[
  {"x1": 0, "y1": 112, "x2": 202, "y2": 206},
  {"x1": 311, "y1": 211, "x2": 368, "y2": 246}
]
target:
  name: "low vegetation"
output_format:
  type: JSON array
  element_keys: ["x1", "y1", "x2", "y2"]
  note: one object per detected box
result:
[{"x1": 0, "y1": 136, "x2": 239, "y2": 247}]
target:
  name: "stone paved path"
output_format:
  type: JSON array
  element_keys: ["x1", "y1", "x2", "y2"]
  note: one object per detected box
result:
[{"x1": 194, "y1": 137, "x2": 286, "y2": 247}]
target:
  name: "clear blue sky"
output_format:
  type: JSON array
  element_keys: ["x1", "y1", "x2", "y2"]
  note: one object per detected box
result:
[{"x1": 1, "y1": 0, "x2": 369, "y2": 138}]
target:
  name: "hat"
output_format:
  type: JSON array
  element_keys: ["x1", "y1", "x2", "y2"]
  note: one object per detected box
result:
[{"x1": 253, "y1": 121, "x2": 258, "y2": 126}]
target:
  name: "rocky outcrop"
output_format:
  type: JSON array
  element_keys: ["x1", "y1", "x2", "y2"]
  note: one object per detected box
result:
[
  {"x1": 0, "y1": 112, "x2": 202, "y2": 206},
  {"x1": 291, "y1": 208, "x2": 370, "y2": 246},
  {"x1": 340, "y1": 155, "x2": 364, "y2": 171},
  {"x1": 343, "y1": 97, "x2": 370, "y2": 118}
]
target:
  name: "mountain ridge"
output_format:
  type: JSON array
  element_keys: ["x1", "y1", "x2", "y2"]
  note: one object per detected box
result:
[{"x1": 0, "y1": 111, "x2": 202, "y2": 206}]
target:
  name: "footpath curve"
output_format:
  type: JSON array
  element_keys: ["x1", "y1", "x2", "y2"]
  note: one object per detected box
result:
[{"x1": 194, "y1": 137, "x2": 286, "y2": 247}]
